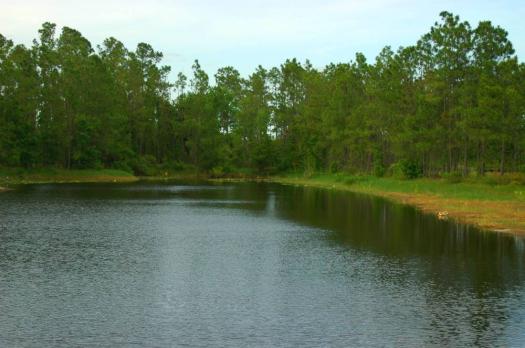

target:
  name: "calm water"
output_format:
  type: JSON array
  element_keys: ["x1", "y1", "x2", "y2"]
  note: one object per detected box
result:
[{"x1": 0, "y1": 182, "x2": 524, "y2": 347}]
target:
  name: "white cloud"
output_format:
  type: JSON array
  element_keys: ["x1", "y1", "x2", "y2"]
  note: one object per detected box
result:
[{"x1": 0, "y1": 0, "x2": 523, "y2": 78}]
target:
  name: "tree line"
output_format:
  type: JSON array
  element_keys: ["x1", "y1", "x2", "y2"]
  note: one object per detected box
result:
[{"x1": 1, "y1": 12, "x2": 524, "y2": 177}]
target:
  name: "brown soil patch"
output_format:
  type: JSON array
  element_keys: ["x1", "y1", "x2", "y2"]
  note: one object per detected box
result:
[{"x1": 362, "y1": 191, "x2": 525, "y2": 234}]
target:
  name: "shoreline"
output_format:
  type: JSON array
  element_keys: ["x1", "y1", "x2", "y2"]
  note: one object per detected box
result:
[
  {"x1": 0, "y1": 169, "x2": 139, "y2": 187},
  {"x1": 265, "y1": 176, "x2": 525, "y2": 235},
  {"x1": 2, "y1": 170, "x2": 524, "y2": 235}
]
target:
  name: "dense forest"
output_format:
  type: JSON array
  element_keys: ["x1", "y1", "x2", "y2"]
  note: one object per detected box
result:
[{"x1": 0, "y1": 12, "x2": 524, "y2": 178}]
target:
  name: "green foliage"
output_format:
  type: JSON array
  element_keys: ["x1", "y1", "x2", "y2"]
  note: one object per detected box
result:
[
  {"x1": 0, "y1": 13, "x2": 524, "y2": 177},
  {"x1": 373, "y1": 157, "x2": 385, "y2": 177},
  {"x1": 129, "y1": 155, "x2": 158, "y2": 176},
  {"x1": 442, "y1": 172, "x2": 463, "y2": 184},
  {"x1": 387, "y1": 161, "x2": 423, "y2": 179},
  {"x1": 210, "y1": 166, "x2": 225, "y2": 178},
  {"x1": 386, "y1": 162, "x2": 403, "y2": 179},
  {"x1": 481, "y1": 173, "x2": 525, "y2": 186},
  {"x1": 400, "y1": 161, "x2": 423, "y2": 179},
  {"x1": 373, "y1": 164, "x2": 385, "y2": 178}
]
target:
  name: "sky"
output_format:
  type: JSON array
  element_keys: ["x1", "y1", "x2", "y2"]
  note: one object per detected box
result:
[{"x1": 1, "y1": 0, "x2": 524, "y2": 80}]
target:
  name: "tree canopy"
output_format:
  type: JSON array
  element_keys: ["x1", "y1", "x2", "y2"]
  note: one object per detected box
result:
[{"x1": 1, "y1": 12, "x2": 524, "y2": 177}]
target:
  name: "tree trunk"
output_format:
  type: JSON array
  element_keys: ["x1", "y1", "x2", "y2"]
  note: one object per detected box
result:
[
  {"x1": 476, "y1": 141, "x2": 479, "y2": 174},
  {"x1": 499, "y1": 139, "x2": 505, "y2": 175},
  {"x1": 479, "y1": 140, "x2": 485, "y2": 176},
  {"x1": 513, "y1": 141, "x2": 518, "y2": 172},
  {"x1": 463, "y1": 138, "x2": 468, "y2": 176}
]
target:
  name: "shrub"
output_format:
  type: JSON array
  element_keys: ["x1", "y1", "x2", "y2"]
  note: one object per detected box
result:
[
  {"x1": 505, "y1": 172, "x2": 525, "y2": 185},
  {"x1": 442, "y1": 171, "x2": 463, "y2": 184},
  {"x1": 340, "y1": 174, "x2": 368, "y2": 186},
  {"x1": 400, "y1": 160, "x2": 423, "y2": 179},
  {"x1": 112, "y1": 161, "x2": 133, "y2": 174},
  {"x1": 386, "y1": 162, "x2": 404, "y2": 179},
  {"x1": 388, "y1": 160, "x2": 422, "y2": 179},
  {"x1": 482, "y1": 172, "x2": 525, "y2": 186},
  {"x1": 373, "y1": 163, "x2": 385, "y2": 177},
  {"x1": 210, "y1": 166, "x2": 224, "y2": 178},
  {"x1": 343, "y1": 177, "x2": 356, "y2": 185},
  {"x1": 129, "y1": 155, "x2": 158, "y2": 176}
]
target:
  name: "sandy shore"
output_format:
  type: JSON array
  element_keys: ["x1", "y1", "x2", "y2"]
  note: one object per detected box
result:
[{"x1": 269, "y1": 177, "x2": 525, "y2": 235}]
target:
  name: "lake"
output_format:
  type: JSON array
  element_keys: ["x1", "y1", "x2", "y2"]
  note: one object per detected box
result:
[{"x1": 0, "y1": 182, "x2": 524, "y2": 347}]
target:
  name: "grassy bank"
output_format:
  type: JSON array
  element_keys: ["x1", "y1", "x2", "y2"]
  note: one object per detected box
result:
[
  {"x1": 0, "y1": 167, "x2": 232, "y2": 188},
  {"x1": 2, "y1": 168, "x2": 524, "y2": 234},
  {"x1": 0, "y1": 168, "x2": 138, "y2": 186},
  {"x1": 270, "y1": 173, "x2": 525, "y2": 234}
]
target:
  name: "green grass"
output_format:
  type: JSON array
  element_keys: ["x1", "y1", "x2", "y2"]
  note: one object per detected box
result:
[
  {"x1": 272, "y1": 173, "x2": 525, "y2": 233},
  {"x1": 0, "y1": 167, "x2": 137, "y2": 186},
  {"x1": 1, "y1": 167, "x2": 524, "y2": 233},
  {"x1": 278, "y1": 172, "x2": 525, "y2": 202}
]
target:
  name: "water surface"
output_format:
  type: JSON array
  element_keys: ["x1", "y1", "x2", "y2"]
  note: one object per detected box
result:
[{"x1": 0, "y1": 182, "x2": 524, "y2": 347}]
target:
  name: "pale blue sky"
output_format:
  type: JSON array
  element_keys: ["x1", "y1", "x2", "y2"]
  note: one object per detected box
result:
[{"x1": 1, "y1": 0, "x2": 524, "y2": 79}]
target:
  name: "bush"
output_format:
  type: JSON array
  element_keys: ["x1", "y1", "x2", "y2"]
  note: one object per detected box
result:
[
  {"x1": 210, "y1": 166, "x2": 224, "y2": 178},
  {"x1": 129, "y1": 155, "x2": 158, "y2": 176},
  {"x1": 112, "y1": 160, "x2": 133, "y2": 174},
  {"x1": 442, "y1": 171, "x2": 463, "y2": 184},
  {"x1": 336, "y1": 174, "x2": 368, "y2": 186},
  {"x1": 400, "y1": 160, "x2": 423, "y2": 179},
  {"x1": 343, "y1": 177, "x2": 357, "y2": 185},
  {"x1": 373, "y1": 163, "x2": 385, "y2": 177},
  {"x1": 387, "y1": 160, "x2": 422, "y2": 179},
  {"x1": 386, "y1": 162, "x2": 404, "y2": 179},
  {"x1": 481, "y1": 172, "x2": 525, "y2": 186},
  {"x1": 505, "y1": 172, "x2": 525, "y2": 185},
  {"x1": 236, "y1": 167, "x2": 256, "y2": 177},
  {"x1": 161, "y1": 160, "x2": 186, "y2": 172}
]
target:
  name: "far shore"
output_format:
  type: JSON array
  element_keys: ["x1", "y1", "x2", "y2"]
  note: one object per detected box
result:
[
  {"x1": 2, "y1": 169, "x2": 524, "y2": 235},
  {"x1": 0, "y1": 169, "x2": 139, "y2": 187},
  {"x1": 264, "y1": 175, "x2": 525, "y2": 235}
]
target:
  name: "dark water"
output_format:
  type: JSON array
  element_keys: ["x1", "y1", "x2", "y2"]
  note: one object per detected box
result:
[{"x1": 0, "y1": 182, "x2": 524, "y2": 347}]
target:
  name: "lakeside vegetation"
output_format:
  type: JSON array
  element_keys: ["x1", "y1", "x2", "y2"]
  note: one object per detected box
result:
[
  {"x1": 0, "y1": 168, "x2": 137, "y2": 185},
  {"x1": 1, "y1": 166, "x2": 524, "y2": 233},
  {"x1": 1, "y1": 11, "x2": 524, "y2": 177},
  {"x1": 1, "y1": 11, "x2": 524, "y2": 231},
  {"x1": 270, "y1": 173, "x2": 525, "y2": 233}
]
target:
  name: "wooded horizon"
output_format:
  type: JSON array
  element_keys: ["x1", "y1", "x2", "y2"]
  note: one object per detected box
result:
[{"x1": 1, "y1": 11, "x2": 523, "y2": 177}]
